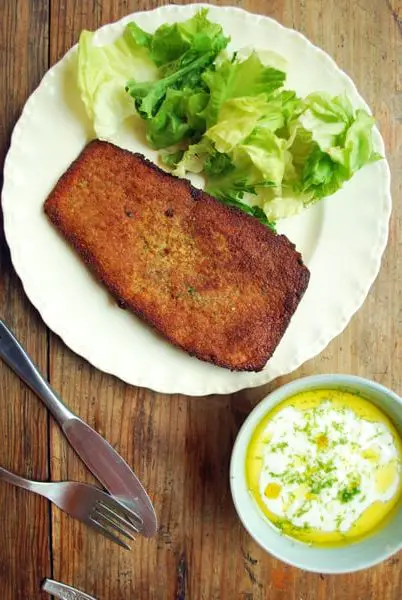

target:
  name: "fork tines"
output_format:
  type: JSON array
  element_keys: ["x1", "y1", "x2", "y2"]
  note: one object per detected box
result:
[{"x1": 89, "y1": 499, "x2": 141, "y2": 550}]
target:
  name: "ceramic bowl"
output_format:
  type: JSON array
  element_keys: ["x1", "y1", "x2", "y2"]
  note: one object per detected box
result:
[{"x1": 230, "y1": 374, "x2": 402, "y2": 573}]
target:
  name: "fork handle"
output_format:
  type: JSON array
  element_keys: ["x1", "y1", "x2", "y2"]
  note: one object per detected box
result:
[
  {"x1": 0, "y1": 466, "x2": 44, "y2": 495},
  {"x1": 0, "y1": 320, "x2": 74, "y2": 425},
  {"x1": 42, "y1": 578, "x2": 97, "y2": 599}
]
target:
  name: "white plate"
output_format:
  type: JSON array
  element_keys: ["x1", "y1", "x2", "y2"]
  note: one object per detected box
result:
[{"x1": 1, "y1": 4, "x2": 391, "y2": 396}]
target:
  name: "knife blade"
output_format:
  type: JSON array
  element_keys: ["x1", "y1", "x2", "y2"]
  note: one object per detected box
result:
[
  {"x1": 62, "y1": 417, "x2": 157, "y2": 535},
  {"x1": 0, "y1": 319, "x2": 157, "y2": 537}
]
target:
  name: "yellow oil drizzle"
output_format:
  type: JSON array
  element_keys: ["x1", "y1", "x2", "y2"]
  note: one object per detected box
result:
[{"x1": 246, "y1": 388, "x2": 402, "y2": 546}]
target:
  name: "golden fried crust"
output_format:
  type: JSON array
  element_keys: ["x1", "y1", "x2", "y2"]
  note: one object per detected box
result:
[{"x1": 44, "y1": 140, "x2": 310, "y2": 371}]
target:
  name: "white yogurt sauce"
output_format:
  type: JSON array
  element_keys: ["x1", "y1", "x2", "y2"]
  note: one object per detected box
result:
[{"x1": 258, "y1": 400, "x2": 401, "y2": 533}]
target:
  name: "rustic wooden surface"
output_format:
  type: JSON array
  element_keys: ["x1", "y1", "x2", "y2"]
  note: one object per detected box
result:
[{"x1": 0, "y1": 0, "x2": 401, "y2": 598}]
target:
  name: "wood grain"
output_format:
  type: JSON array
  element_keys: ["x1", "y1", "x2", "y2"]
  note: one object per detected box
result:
[
  {"x1": 0, "y1": 0, "x2": 401, "y2": 598},
  {"x1": 0, "y1": 1, "x2": 51, "y2": 598}
]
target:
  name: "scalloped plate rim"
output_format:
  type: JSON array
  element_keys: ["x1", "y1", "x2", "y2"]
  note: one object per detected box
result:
[{"x1": 1, "y1": 3, "x2": 392, "y2": 395}]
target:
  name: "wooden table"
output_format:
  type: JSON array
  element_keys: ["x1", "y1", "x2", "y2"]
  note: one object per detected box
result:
[{"x1": 0, "y1": 0, "x2": 401, "y2": 598}]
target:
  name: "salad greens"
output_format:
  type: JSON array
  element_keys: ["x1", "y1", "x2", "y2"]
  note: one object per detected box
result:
[
  {"x1": 77, "y1": 9, "x2": 381, "y2": 226},
  {"x1": 77, "y1": 30, "x2": 158, "y2": 139},
  {"x1": 125, "y1": 9, "x2": 229, "y2": 148}
]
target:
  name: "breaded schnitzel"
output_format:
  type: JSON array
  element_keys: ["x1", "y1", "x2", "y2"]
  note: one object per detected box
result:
[{"x1": 44, "y1": 140, "x2": 309, "y2": 371}]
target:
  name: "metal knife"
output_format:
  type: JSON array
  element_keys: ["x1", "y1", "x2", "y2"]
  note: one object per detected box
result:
[
  {"x1": 42, "y1": 578, "x2": 97, "y2": 599},
  {"x1": 0, "y1": 319, "x2": 157, "y2": 537}
]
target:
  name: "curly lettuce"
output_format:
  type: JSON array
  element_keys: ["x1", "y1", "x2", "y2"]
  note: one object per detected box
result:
[{"x1": 77, "y1": 9, "x2": 382, "y2": 227}]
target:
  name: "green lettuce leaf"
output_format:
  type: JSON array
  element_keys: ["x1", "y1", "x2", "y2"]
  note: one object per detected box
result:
[
  {"x1": 234, "y1": 129, "x2": 289, "y2": 186},
  {"x1": 328, "y1": 109, "x2": 381, "y2": 175},
  {"x1": 77, "y1": 30, "x2": 157, "y2": 138},
  {"x1": 144, "y1": 87, "x2": 193, "y2": 149},
  {"x1": 300, "y1": 92, "x2": 354, "y2": 151},
  {"x1": 160, "y1": 149, "x2": 185, "y2": 170},
  {"x1": 124, "y1": 21, "x2": 152, "y2": 51},
  {"x1": 171, "y1": 137, "x2": 214, "y2": 177},
  {"x1": 125, "y1": 10, "x2": 229, "y2": 148},
  {"x1": 201, "y1": 52, "x2": 286, "y2": 127},
  {"x1": 125, "y1": 52, "x2": 213, "y2": 121},
  {"x1": 301, "y1": 147, "x2": 346, "y2": 200},
  {"x1": 298, "y1": 95, "x2": 382, "y2": 201},
  {"x1": 206, "y1": 169, "x2": 276, "y2": 229},
  {"x1": 178, "y1": 89, "x2": 380, "y2": 221},
  {"x1": 261, "y1": 188, "x2": 308, "y2": 220},
  {"x1": 125, "y1": 9, "x2": 229, "y2": 72}
]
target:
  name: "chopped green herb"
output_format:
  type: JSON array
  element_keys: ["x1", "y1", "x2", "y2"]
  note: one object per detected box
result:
[
  {"x1": 310, "y1": 477, "x2": 335, "y2": 495},
  {"x1": 338, "y1": 486, "x2": 361, "y2": 503},
  {"x1": 270, "y1": 441, "x2": 288, "y2": 452},
  {"x1": 281, "y1": 471, "x2": 303, "y2": 485},
  {"x1": 267, "y1": 471, "x2": 279, "y2": 478},
  {"x1": 273, "y1": 518, "x2": 300, "y2": 536},
  {"x1": 294, "y1": 501, "x2": 312, "y2": 519},
  {"x1": 335, "y1": 514, "x2": 343, "y2": 530}
]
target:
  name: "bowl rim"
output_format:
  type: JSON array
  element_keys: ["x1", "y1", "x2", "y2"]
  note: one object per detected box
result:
[{"x1": 230, "y1": 373, "x2": 402, "y2": 573}]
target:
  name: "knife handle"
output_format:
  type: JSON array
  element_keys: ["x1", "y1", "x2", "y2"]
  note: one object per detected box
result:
[
  {"x1": 42, "y1": 578, "x2": 97, "y2": 599},
  {"x1": 0, "y1": 320, "x2": 74, "y2": 425}
]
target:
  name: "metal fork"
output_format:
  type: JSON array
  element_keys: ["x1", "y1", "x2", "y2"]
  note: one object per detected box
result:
[{"x1": 0, "y1": 466, "x2": 139, "y2": 549}]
